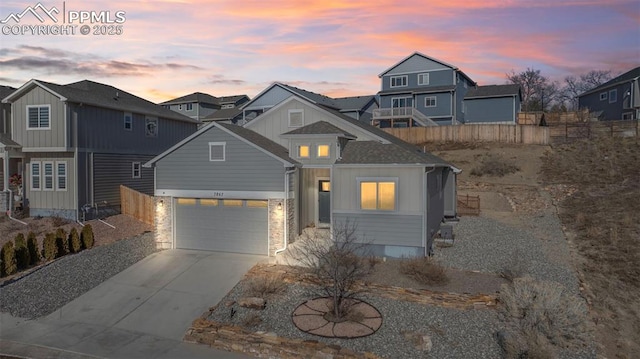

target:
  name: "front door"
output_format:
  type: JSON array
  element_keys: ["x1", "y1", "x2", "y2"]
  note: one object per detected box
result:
[{"x1": 318, "y1": 180, "x2": 331, "y2": 225}]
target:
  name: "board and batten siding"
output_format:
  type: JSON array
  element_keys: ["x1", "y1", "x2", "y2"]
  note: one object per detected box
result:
[
  {"x1": 332, "y1": 166, "x2": 424, "y2": 213},
  {"x1": 24, "y1": 152, "x2": 75, "y2": 212},
  {"x1": 11, "y1": 86, "x2": 67, "y2": 149},
  {"x1": 72, "y1": 104, "x2": 196, "y2": 154},
  {"x1": 246, "y1": 99, "x2": 380, "y2": 148},
  {"x1": 443, "y1": 169, "x2": 456, "y2": 217},
  {"x1": 92, "y1": 153, "x2": 154, "y2": 206},
  {"x1": 155, "y1": 127, "x2": 285, "y2": 192},
  {"x1": 332, "y1": 212, "x2": 423, "y2": 247},
  {"x1": 465, "y1": 97, "x2": 516, "y2": 123},
  {"x1": 426, "y1": 168, "x2": 446, "y2": 241}
]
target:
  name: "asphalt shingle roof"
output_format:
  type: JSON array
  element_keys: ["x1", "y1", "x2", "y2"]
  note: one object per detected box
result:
[
  {"x1": 338, "y1": 141, "x2": 446, "y2": 165},
  {"x1": 217, "y1": 123, "x2": 298, "y2": 165},
  {"x1": 465, "y1": 84, "x2": 521, "y2": 99},
  {"x1": 202, "y1": 107, "x2": 242, "y2": 121},
  {"x1": 282, "y1": 121, "x2": 355, "y2": 137},
  {"x1": 160, "y1": 92, "x2": 219, "y2": 106},
  {"x1": 332, "y1": 95, "x2": 376, "y2": 111},
  {"x1": 579, "y1": 66, "x2": 640, "y2": 97},
  {"x1": 33, "y1": 80, "x2": 198, "y2": 123},
  {"x1": 278, "y1": 83, "x2": 340, "y2": 109},
  {"x1": 0, "y1": 133, "x2": 21, "y2": 148},
  {"x1": 0, "y1": 85, "x2": 17, "y2": 100}
]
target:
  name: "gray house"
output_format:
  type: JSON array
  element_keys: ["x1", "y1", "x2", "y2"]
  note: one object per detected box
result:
[
  {"x1": 373, "y1": 52, "x2": 522, "y2": 126},
  {"x1": 161, "y1": 92, "x2": 250, "y2": 123},
  {"x1": 1, "y1": 79, "x2": 198, "y2": 220},
  {"x1": 578, "y1": 66, "x2": 640, "y2": 121},
  {"x1": 146, "y1": 92, "x2": 458, "y2": 258},
  {"x1": 240, "y1": 82, "x2": 378, "y2": 124}
]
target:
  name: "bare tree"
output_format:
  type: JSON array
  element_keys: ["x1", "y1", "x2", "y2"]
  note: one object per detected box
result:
[
  {"x1": 560, "y1": 70, "x2": 613, "y2": 110},
  {"x1": 507, "y1": 68, "x2": 559, "y2": 112},
  {"x1": 287, "y1": 220, "x2": 374, "y2": 320}
]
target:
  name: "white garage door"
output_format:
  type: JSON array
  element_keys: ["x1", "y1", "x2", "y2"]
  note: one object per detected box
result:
[{"x1": 175, "y1": 198, "x2": 268, "y2": 255}]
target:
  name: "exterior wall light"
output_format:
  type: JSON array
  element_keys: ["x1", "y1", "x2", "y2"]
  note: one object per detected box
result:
[{"x1": 277, "y1": 202, "x2": 283, "y2": 211}]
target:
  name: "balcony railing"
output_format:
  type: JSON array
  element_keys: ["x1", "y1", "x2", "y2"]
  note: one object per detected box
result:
[{"x1": 372, "y1": 107, "x2": 438, "y2": 126}]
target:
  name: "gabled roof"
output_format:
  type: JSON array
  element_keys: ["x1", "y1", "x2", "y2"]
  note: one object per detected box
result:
[
  {"x1": 378, "y1": 52, "x2": 476, "y2": 86},
  {"x1": 578, "y1": 66, "x2": 640, "y2": 97},
  {"x1": 332, "y1": 95, "x2": 377, "y2": 112},
  {"x1": 145, "y1": 122, "x2": 297, "y2": 167},
  {"x1": 281, "y1": 121, "x2": 356, "y2": 138},
  {"x1": 3, "y1": 79, "x2": 198, "y2": 123},
  {"x1": 202, "y1": 107, "x2": 242, "y2": 121},
  {"x1": 0, "y1": 133, "x2": 21, "y2": 148},
  {"x1": 277, "y1": 83, "x2": 340, "y2": 109},
  {"x1": 337, "y1": 141, "x2": 448, "y2": 165},
  {"x1": 0, "y1": 85, "x2": 17, "y2": 100},
  {"x1": 160, "y1": 92, "x2": 219, "y2": 106},
  {"x1": 218, "y1": 95, "x2": 249, "y2": 105},
  {"x1": 465, "y1": 84, "x2": 521, "y2": 99}
]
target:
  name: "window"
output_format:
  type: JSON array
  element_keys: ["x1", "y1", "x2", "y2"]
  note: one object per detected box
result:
[
  {"x1": 317, "y1": 144, "x2": 330, "y2": 158},
  {"x1": 186, "y1": 103, "x2": 193, "y2": 111},
  {"x1": 209, "y1": 142, "x2": 226, "y2": 161},
  {"x1": 359, "y1": 179, "x2": 396, "y2": 211},
  {"x1": 425, "y1": 96, "x2": 437, "y2": 107},
  {"x1": 392, "y1": 97, "x2": 412, "y2": 108},
  {"x1": 145, "y1": 117, "x2": 158, "y2": 137},
  {"x1": 298, "y1": 145, "x2": 310, "y2": 158},
  {"x1": 124, "y1": 112, "x2": 132, "y2": 131},
  {"x1": 390, "y1": 75, "x2": 408, "y2": 88},
  {"x1": 43, "y1": 162, "x2": 54, "y2": 191},
  {"x1": 27, "y1": 105, "x2": 50, "y2": 129},
  {"x1": 177, "y1": 198, "x2": 196, "y2": 205},
  {"x1": 417, "y1": 73, "x2": 429, "y2": 85},
  {"x1": 56, "y1": 161, "x2": 67, "y2": 191},
  {"x1": 609, "y1": 89, "x2": 617, "y2": 103},
  {"x1": 622, "y1": 112, "x2": 634, "y2": 120},
  {"x1": 223, "y1": 199, "x2": 243, "y2": 207},
  {"x1": 247, "y1": 200, "x2": 268, "y2": 208},
  {"x1": 288, "y1": 109, "x2": 304, "y2": 127},
  {"x1": 221, "y1": 104, "x2": 234, "y2": 109},
  {"x1": 178, "y1": 104, "x2": 183, "y2": 110},
  {"x1": 31, "y1": 162, "x2": 41, "y2": 190},
  {"x1": 132, "y1": 162, "x2": 141, "y2": 178},
  {"x1": 200, "y1": 199, "x2": 218, "y2": 206},
  {"x1": 600, "y1": 92, "x2": 608, "y2": 101},
  {"x1": 461, "y1": 101, "x2": 465, "y2": 113}
]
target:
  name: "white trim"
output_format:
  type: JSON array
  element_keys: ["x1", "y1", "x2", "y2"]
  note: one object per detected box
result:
[
  {"x1": 154, "y1": 189, "x2": 285, "y2": 199},
  {"x1": 390, "y1": 75, "x2": 408, "y2": 88},
  {"x1": 124, "y1": 112, "x2": 133, "y2": 131},
  {"x1": 30, "y1": 161, "x2": 41, "y2": 191},
  {"x1": 425, "y1": 96, "x2": 437, "y2": 107},
  {"x1": 43, "y1": 161, "x2": 54, "y2": 191},
  {"x1": 622, "y1": 112, "x2": 633, "y2": 120},
  {"x1": 22, "y1": 147, "x2": 67, "y2": 152},
  {"x1": 208, "y1": 141, "x2": 226, "y2": 161},
  {"x1": 26, "y1": 104, "x2": 51, "y2": 130},
  {"x1": 599, "y1": 92, "x2": 608, "y2": 101},
  {"x1": 132, "y1": 162, "x2": 141, "y2": 178},
  {"x1": 609, "y1": 89, "x2": 617, "y2": 103},
  {"x1": 297, "y1": 144, "x2": 310, "y2": 158},
  {"x1": 288, "y1": 109, "x2": 304, "y2": 127},
  {"x1": 2, "y1": 79, "x2": 68, "y2": 103},
  {"x1": 55, "y1": 161, "x2": 67, "y2": 191},
  {"x1": 186, "y1": 103, "x2": 194, "y2": 111},
  {"x1": 384, "y1": 68, "x2": 451, "y2": 77},
  {"x1": 391, "y1": 96, "x2": 413, "y2": 108},
  {"x1": 378, "y1": 52, "x2": 458, "y2": 77},
  {"x1": 417, "y1": 73, "x2": 430, "y2": 86},
  {"x1": 316, "y1": 144, "x2": 330, "y2": 158},
  {"x1": 332, "y1": 209, "x2": 423, "y2": 216},
  {"x1": 356, "y1": 177, "x2": 398, "y2": 212}
]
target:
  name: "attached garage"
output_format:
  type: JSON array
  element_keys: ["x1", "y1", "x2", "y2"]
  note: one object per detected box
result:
[{"x1": 174, "y1": 198, "x2": 268, "y2": 255}]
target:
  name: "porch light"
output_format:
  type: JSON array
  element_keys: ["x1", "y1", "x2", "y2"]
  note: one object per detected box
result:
[{"x1": 277, "y1": 202, "x2": 283, "y2": 211}]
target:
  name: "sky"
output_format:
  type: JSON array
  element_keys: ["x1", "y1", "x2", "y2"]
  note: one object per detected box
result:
[{"x1": 1, "y1": 0, "x2": 639, "y2": 103}]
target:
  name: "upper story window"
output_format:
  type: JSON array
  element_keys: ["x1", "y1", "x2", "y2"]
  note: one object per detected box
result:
[
  {"x1": 425, "y1": 96, "x2": 437, "y2": 107},
  {"x1": 609, "y1": 89, "x2": 617, "y2": 103},
  {"x1": 145, "y1": 117, "x2": 158, "y2": 137},
  {"x1": 132, "y1": 162, "x2": 141, "y2": 178},
  {"x1": 359, "y1": 178, "x2": 397, "y2": 211},
  {"x1": 390, "y1": 75, "x2": 408, "y2": 88},
  {"x1": 288, "y1": 109, "x2": 304, "y2": 127},
  {"x1": 178, "y1": 104, "x2": 183, "y2": 110},
  {"x1": 600, "y1": 92, "x2": 608, "y2": 101},
  {"x1": 124, "y1": 112, "x2": 133, "y2": 131},
  {"x1": 27, "y1": 105, "x2": 50, "y2": 129},
  {"x1": 298, "y1": 145, "x2": 310, "y2": 158},
  {"x1": 186, "y1": 103, "x2": 193, "y2": 111},
  {"x1": 317, "y1": 144, "x2": 330, "y2": 158},
  {"x1": 417, "y1": 73, "x2": 430, "y2": 86},
  {"x1": 209, "y1": 142, "x2": 226, "y2": 161}
]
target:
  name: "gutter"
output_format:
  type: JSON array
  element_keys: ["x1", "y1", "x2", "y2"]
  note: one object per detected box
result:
[
  {"x1": 423, "y1": 166, "x2": 435, "y2": 257},
  {"x1": 274, "y1": 167, "x2": 297, "y2": 256}
]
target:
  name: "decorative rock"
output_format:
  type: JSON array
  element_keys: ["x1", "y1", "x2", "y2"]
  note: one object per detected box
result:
[
  {"x1": 238, "y1": 297, "x2": 266, "y2": 309},
  {"x1": 419, "y1": 335, "x2": 433, "y2": 352},
  {"x1": 224, "y1": 300, "x2": 236, "y2": 307}
]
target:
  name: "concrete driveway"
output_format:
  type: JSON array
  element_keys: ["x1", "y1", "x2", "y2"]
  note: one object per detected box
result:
[{"x1": 0, "y1": 249, "x2": 264, "y2": 358}]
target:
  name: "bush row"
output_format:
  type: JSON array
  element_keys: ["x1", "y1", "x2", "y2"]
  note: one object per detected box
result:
[{"x1": 1, "y1": 224, "x2": 94, "y2": 277}]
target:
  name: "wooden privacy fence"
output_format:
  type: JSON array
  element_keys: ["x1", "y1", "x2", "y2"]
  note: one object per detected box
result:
[
  {"x1": 549, "y1": 120, "x2": 639, "y2": 142},
  {"x1": 383, "y1": 124, "x2": 549, "y2": 145},
  {"x1": 120, "y1": 185, "x2": 154, "y2": 225},
  {"x1": 457, "y1": 194, "x2": 480, "y2": 216}
]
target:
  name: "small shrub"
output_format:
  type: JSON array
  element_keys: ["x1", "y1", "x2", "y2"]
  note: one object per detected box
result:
[
  {"x1": 27, "y1": 231, "x2": 40, "y2": 265},
  {"x1": 499, "y1": 249, "x2": 528, "y2": 282},
  {"x1": 81, "y1": 224, "x2": 94, "y2": 249},
  {"x1": 14, "y1": 233, "x2": 30, "y2": 270},
  {"x1": 51, "y1": 216, "x2": 69, "y2": 227},
  {"x1": 245, "y1": 273, "x2": 287, "y2": 298},
  {"x1": 68, "y1": 228, "x2": 82, "y2": 254},
  {"x1": 1, "y1": 241, "x2": 17, "y2": 277},
  {"x1": 55, "y1": 228, "x2": 68, "y2": 258},
  {"x1": 399, "y1": 256, "x2": 449, "y2": 285},
  {"x1": 42, "y1": 233, "x2": 57, "y2": 261},
  {"x1": 470, "y1": 154, "x2": 520, "y2": 177}
]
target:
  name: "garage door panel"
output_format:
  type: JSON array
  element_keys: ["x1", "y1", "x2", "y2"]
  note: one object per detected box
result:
[{"x1": 175, "y1": 199, "x2": 268, "y2": 255}]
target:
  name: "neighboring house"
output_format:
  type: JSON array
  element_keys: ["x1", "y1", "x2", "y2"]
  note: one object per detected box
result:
[
  {"x1": 146, "y1": 92, "x2": 459, "y2": 258},
  {"x1": 373, "y1": 52, "x2": 521, "y2": 126},
  {"x1": 1, "y1": 79, "x2": 198, "y2": 220},
  {"x1": 161, "y1": 92, "x2": 249, "y2": 123},
  {"x1": 578, "y1": 66, "x2": 640, "y2": 121},
  {"x1": 239, "y1": 82, "x2": 378, "y2": 124},
  {"x1": 1, "y1": 85, "x2": 16, "y2": 135},
  {"x1": 201, "y1": 107, "x2": 243, "y2": 123},
  {"x1": 464, "y1": 85, "x2": 522, "y2": 123}
]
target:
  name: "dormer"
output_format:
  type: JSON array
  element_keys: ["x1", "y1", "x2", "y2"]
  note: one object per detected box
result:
[{"x1": 280, "y1": 121, "x2": 356, "y2": 166}]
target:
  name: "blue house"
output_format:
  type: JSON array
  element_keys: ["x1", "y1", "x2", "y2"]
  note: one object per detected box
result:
[
  {"x1": 578, "y1": 66, "x2": 640, "y2": 121},
  {"x1": 373, "y1": 52, "x2": 522, "y2": 127}
]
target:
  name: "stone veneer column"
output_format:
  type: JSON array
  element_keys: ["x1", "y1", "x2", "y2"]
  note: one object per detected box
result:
[
  {"x1": 268, "y1": 198, "x2": 285, "y2": 256},
  {"x1": 286, "y1": 198, "x2": 296, "y2": 244},
  {"x1": 154, "y1": 196, "x2": 173, "y2": 250}
]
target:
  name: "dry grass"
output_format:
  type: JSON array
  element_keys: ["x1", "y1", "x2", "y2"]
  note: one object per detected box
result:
[
  {"x1": 470, "y1": 154, "x2": 520, "y2": 177},
  {"x1": 499, "y1": 249, "x2": 529, "y2": 282},
  {"x1": 399, "y1": 257, "x2": 449, "y2": 286},
  {"x1": 541, "y1": 137, "x2": 640, "y2": 358},
  {"x1": 244, "y1": 273, "x2": 287, "y2": 298}
]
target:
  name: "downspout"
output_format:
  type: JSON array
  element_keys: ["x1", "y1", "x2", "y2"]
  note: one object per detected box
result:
[
  {"x1": 423, "y1": 166, "x2": 436, "y2": 257},
  {"x1": 275, "y1": 167, "x2": 296, "y2": 256},
  {"x1": 73, "y1": 106, "x2": 84, "y2": 227}
]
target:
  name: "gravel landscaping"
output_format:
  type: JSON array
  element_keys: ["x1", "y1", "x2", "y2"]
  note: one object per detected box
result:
[{"x1": 0, "y1": 232, "x2": 158, "y2": 319}]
